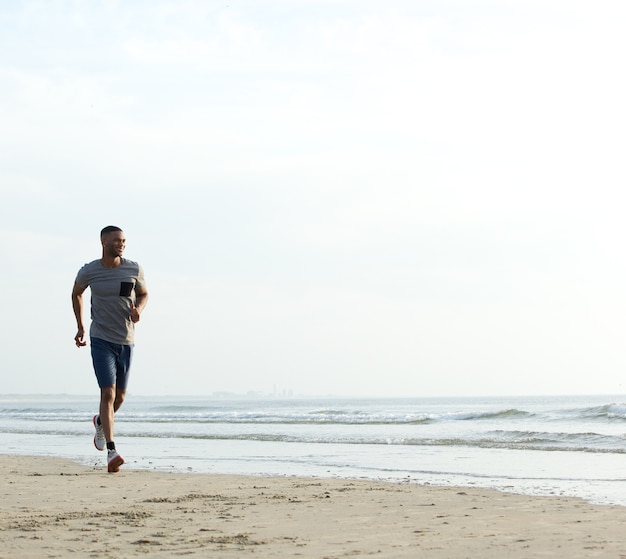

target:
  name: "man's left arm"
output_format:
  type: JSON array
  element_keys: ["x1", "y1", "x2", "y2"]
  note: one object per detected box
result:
[{"x1": 131, "y1": 287, "x2": 148, "y2": 323}]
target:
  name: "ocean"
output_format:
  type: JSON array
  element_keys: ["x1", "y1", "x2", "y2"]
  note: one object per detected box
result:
[{"x1": 1, "y1": 394, "x2": 625, "y2": 506}]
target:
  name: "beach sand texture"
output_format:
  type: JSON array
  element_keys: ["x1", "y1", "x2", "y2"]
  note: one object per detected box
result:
[{"x1": 1, "y1": 455, "x2": 625, "y2": 558}]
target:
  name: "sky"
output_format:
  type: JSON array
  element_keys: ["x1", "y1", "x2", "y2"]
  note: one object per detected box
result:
[{"x1": 1, "y1": 0, "x2": 626, "y2": 398}]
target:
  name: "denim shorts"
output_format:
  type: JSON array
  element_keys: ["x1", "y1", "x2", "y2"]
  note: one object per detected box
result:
[{"x1": 90, "y1": 337, "x2": 133, "y2": 390}]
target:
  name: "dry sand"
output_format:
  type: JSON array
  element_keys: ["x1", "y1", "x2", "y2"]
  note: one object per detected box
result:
[{"x1": 1, "y1": 454, "x2": 625, "y2": 558}]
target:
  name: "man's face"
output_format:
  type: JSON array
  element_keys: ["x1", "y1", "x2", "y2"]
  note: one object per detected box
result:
[{"x1": 102, "y1": 230, "x2": 126, "y2": 257}]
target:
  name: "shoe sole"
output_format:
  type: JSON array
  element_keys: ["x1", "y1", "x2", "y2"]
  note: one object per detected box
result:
[
  {"x1": 93, "y1": 415, "x2": 105, "y2": 451},
  {"x1": 107, "y1": 455, "x2": 124, "y2": 473}
]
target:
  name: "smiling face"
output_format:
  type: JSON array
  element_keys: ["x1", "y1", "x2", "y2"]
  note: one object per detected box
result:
[{"x1": 101, "y1": 229, "x2": 126, "y2": 259}]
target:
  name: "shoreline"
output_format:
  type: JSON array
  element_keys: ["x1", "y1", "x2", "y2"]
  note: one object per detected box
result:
[
  {"x1": 3, "y1": 394, "x2": 626, "y2": 508},
  {"x1": 2, "y1": 455, "x2": 626, "y2": 558}
]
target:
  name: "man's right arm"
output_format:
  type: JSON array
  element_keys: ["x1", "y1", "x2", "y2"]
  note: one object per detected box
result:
[{"x1": 71, "y1": 282, "x2": 87, "y2": 347}]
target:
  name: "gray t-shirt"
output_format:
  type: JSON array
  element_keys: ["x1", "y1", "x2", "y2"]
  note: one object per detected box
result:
[{"x1": 75, "y1": 258, "x2": 147, "y2": 345}]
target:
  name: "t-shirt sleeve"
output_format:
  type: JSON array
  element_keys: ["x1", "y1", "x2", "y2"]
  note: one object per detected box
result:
[
  {"x1": 135, "y1": 265, "x2": 147, "y2": 291},
  {"x1": 75, "y1": 263, "x2": 90, "y2": 289}
]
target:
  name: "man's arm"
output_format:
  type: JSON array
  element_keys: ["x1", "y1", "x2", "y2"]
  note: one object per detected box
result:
[
  {"x1": 71, "y1": 282, "x2": 87, "y2": 347},
  {"x1": 130, "y1": 287, "x2": 149, "y2": 323}
]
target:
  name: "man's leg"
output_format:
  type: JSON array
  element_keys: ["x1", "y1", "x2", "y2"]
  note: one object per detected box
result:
[
  {"x1": 114, "y1": 387, "x2": 126, "y2": 413},
  {"x1": 99, "y1": 386, "x2": 127, "y2": 441},
  {"x1": 100, "y1": 385, "x2": 126, "y2": 473},
  {"x1": 99, "y1": 385, "x2": 116, "y2": 443}
]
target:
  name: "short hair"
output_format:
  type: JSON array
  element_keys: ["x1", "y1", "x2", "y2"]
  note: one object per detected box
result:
[{"x1": 100, "y1": 225, "x2": 123, "y2": 239}]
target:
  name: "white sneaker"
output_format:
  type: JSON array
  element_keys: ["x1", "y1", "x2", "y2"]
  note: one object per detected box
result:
[
  {"x1": 93, "y1": 415, "x2": 106, "y2": 451},
  {"x1": 107, "y1": 450, "x2": 124, "y2": 473}
]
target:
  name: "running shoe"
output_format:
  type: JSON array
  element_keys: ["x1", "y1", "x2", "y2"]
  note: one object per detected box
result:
[
  {"x1": 107, "y1": 450, "x2": 124, "y2": 473},
  {"x1": 93, "y1": 415, "x2": 106, "y2": 451}
]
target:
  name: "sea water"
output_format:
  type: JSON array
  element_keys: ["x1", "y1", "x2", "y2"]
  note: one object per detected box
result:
[{"x1": 1, "y1": 394, "x2": 625, "y2": 506}]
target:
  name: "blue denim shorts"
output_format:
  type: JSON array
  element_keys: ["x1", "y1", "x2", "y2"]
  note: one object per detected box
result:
[{"x1": 90, "y1": 337, "x2": 133, "y2": 390}]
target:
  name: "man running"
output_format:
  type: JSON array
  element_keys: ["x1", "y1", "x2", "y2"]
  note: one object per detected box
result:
[{"x1": 71, "y1": 226, "x2": 148, "y2": 472}]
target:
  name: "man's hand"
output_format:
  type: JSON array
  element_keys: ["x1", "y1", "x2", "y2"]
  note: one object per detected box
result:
[
  {"x1": 130, "y1": 303, "x2": 141, "y2": 323},
  {"x1": 75, "y1": 328, "x2": 87, "y2": 347}
]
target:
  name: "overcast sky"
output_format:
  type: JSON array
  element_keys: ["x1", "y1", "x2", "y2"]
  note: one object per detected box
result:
[{"x1": 2, "y1": 0, "x2": 626, "y2": 397}]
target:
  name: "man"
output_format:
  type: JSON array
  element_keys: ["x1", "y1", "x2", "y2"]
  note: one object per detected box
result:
[{"x1": 71, "y1": 226, "x2": 148, "y2": 473}]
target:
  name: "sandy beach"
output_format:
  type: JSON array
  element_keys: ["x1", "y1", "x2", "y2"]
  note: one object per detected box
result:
[{"x1": 1, "y1": 456, "x2": 625, "y2": 558}]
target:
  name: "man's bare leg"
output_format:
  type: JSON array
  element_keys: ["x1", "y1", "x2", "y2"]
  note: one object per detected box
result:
[{"x1": 99, "y1": 386, "x2": 126, "y2": 442}]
